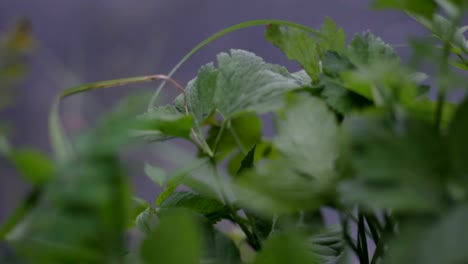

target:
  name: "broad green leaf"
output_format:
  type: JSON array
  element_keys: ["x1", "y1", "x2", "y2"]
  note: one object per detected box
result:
[
  {"x1": 159, "y1": 191, "x2": 231, "y2": 223},
  {"x1": 347, "y1": 32, "x2": 400, "y2": 67},
  {"x1": 339, "y1": 113, "x2": 449, "y2": 212},
  {"x1": 372, "y1": 0, "x2": 437, "y2": 18},
  {"x1": 274, "y1": 93, "x2": 339, "y2": 179},
  {"x1": 135, "y1": 105, "x2": 194, "y2": 141},
  {"x1": 10, "y1": 149, "x2": 55, "y2": 185},
  {"x1": 214, "y1": 49, "x2": 302, "y2": 117},
  {"x1": 144, "y1": 163, "x2": 166, "y2": 187},
  {"x1": 266, "y1": 24, "x2": 321, "y2": 81},
  {"x1": 141, "y1": 209, "x2": 201, "y2": 264},
  {"x1": 206, "y1": 113, "x2": 262, "y2": 161},
  {"x1": 174, "y1": 63, "x2": 218, "y2": 124},
  {"x1": 253, "y1": 230, "x2": 318, "y2": 264}
]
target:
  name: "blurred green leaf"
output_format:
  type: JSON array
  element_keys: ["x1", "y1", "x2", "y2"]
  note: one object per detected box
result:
[
  {"x1": 253, "y1": 230, "x2": 318, "y2": 264},
  {"x1": 136, "y1": 207, "x2": 158, "y2": 234},
  {"x1": 135, "y1": 105, "x2": 194, "y2": 141},
  {"x1": 274, "y1": 93, "x2": 338, "y2": 179},
  {"x1": 160, "y1": 191, "x2": 231, "y2": 224},
  {"x1": 144, "y1": 163, "x2": 167, "y2": 187},
  {"x1": 141, "y1": 209, "x2": 202, "y2": 264},
  {"x1": 201, "y1": 225, "x2": 242, "y2": 264},
  {"x1": 372, "y1": 0, "x2": 437, "y2": 18},
  {"x1": 307, "y1": 225, "x2": 345, "y2": 263},
  {"x1": 206, "y1": 113, "x2": 262, "y2": 161},
  {"x1": 448, "y1": 96, "x2": 468, "y2": 189},
  {"x1": 10, "y1": 149, "x2": 55, "y2": 185},
  {"x1": 234, "y1": 160, "x2": 325, "y2": 214},
  {"x1": 339, "y1": 113, "x2": 449, "y2": 212}
]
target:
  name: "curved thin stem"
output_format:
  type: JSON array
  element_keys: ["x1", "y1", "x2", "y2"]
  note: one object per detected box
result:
[{"x1": 0, "y1": 187, "x2": 41, "y2": 241}]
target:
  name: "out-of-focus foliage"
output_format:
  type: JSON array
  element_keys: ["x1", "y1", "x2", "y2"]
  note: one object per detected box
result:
[{"x1": 2, "y1": 1, "x2": 468, "y2": 263}]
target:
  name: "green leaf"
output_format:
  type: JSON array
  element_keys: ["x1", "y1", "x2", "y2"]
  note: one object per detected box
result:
[
  {"x1": 448, "y1": 96, "x2": 468, "y2": 189},
  {"x1": 317, "y1": 17, "x2": 347, "y2": 55},
  {"x1": 274, "y1": 93, "x2": 339, "y2": 179},
  {"x1": 339, "y1": 113, "x2": 449, "y2": 212},
  {"x1": 386, "y1": 205, "x2": 468, "y2": 264},
  {"x1": 10, "y1": 149, "x2": 55, "y2": 185},
  {"x1": 347, "y1": 32, "x2": 400, "y2": 67},
  {"x1": 201, "y1": 225, "x2": 242, "y2": 264},
  {"x1": 206, "y1": 113, "x2": 262, "y2": 160},
  {"x1": 234, "y1": 160, "x2": 325, "y2": 214},
  {"x1": 236, "y1": 145, "x2": 256, "y2": 175},
  {"x1": 135, "y1": 105, "x2": 194, "y2": 141},
  {"x1": 253, "y1": 230, "x2": 318, "y2": 264},
  {"x1": 227, "y1": 141, "x2": 279, "y2": 176},
  {"x1": 136, "y1": 207, "x2": 158, "y2": 234},
  {"x1": 160, "y1": 191, "x2": 231, "y2": 223},
  {"x1": 307, "y1": 225, "x2": 345, "y2": 263},
  {"x1": 372, "y1": 0, "x2": 437, "y2": 18},
  {"x1": 320, "y1": 75, "x2": 372, "y2": 115},
  {"x1": 214, "y1": 49, "x2": 302, "y2": 117},
  {"x1": 141, "y1": 209, "x2": 201, "y2": 264},
  {"x1": 144, "y1": 163, "x2": 167, "y2": 187},
  {"x1": 174, "y1": 63, "x2": 218, "y2": 124},
  {"x1": 266, "y1": 24, "x2": 321, "y2": 81}
]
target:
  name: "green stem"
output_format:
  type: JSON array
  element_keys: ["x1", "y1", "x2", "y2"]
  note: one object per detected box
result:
[
  {"x1": 358, "y1": 213, "x2": 369, "y2": 264},
  {"x1": 147, "y1": 19, "x2": 321, "y2": 110},
  {"x1": 210, "y1": 158, "x2": 260, "y2": 250},
  {"x1": 0, "y1": 187, "x2": 41, "y2": 241},
  {"x1": 434, "y1": 15, "x2": 462, "y2": 130}
]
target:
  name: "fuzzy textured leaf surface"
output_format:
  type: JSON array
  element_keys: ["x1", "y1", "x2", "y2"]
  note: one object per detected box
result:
[{"x1": 274, "y1": 93, "x2": 339, "y2": 179}]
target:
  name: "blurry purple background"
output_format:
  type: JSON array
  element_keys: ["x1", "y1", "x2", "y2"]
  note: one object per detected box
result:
[{"x1": 0, "y1": 0, "x2": 424, "y2": 223}]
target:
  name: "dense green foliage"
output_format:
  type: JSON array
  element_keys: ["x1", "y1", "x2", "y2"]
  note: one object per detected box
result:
[{"x1": 2, "y1": 1, "x2": 468, "y2": 263}]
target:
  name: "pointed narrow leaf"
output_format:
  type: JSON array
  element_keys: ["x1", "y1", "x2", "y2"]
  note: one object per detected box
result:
[{"x1": 144, "y1": 163, "x2": 166, "y2": 187}]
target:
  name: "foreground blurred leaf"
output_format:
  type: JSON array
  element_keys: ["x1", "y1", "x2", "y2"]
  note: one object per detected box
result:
[
  {"x1": 144, "y1": 163, "x2": 167, "y2": 187},
  {"x1": 9, "y1": 149, "x2": 55, "y2": 185},
  {"x1": 339, "y1": 113, "x2": 449, "y2": 212},
  {"x1": 141, "y1": 209, "x2": 202, "y2": 264},
  {"x1": 160, "y1": 191, "x2": 231, "y2": 224},
  {"x1": 201, "y1": 225, "x2": 242, "y2": 264},
  {"x1": 274, "y1": 93, "x2": 338, "y2": 179},
  {"x1": 253, "y1": 230, "x2": 318, "y2": 264},
  {"x1": 448, "y1": 96, "x2": 468, "y2": 190},
  {"x1": 372, "y1": 0, "x2": 437, "y2": 18}
]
